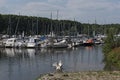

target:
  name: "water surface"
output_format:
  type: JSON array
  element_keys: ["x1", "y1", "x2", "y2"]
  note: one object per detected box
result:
[{"x1": 0, "y1": 45, "x2": 104, "y2": 80}]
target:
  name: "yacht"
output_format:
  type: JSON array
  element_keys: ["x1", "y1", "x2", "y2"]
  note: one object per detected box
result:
[
  {"x1": 4, "y1": 38, "x2": 25, "y2": 48},
  {"x1": 26, "y1": 37, "x2": 39, "y2": 48}
]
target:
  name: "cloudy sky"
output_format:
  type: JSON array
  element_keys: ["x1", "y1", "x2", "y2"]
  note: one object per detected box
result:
[{"x1": 0, "y1": 0, "x2": 120, "y2": 24}]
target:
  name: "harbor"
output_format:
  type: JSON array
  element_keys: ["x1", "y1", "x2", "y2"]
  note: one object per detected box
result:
[
  {"x1": 0, "y1": 34, "x2": 104, "y2": 48},
  {"x1": 0, "y1": 0, "x2": 120, "y2": 80},
  {"x1": 0, "y1": 14, "x2": 120, "y2": 80}
]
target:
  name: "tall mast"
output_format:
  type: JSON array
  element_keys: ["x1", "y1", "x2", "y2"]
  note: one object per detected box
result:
[
  {"x1": 74, "y1": 18, "x2": 77, "y2": 36},
  {"x1": 88, "y1": 20, "x2": 89, "y2": 37},
  {"x1": 7, "y1": 15, "x2": 12, "y2": 37},
  {"x1": 50, "y1": 12, "x2": 53, "y2": 36},
  {"x1": 36, "y1": 17, "x2": 38, "y2": 35},
  {"x1": 56, "y1": 10, "x2": 59, "y2": 36},
  {"x1": 14, "y1": 13, "x2": 20, "y2": 36},
  {"x1": 57, "y1": 10, "x2": 59, "y2": 20}
]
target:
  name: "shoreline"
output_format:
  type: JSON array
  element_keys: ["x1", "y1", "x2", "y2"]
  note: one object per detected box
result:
[{"x1": 37, "y1": 71, "x2": 120, "y2": 80}]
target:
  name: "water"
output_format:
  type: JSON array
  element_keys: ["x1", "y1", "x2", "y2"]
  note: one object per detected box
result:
[{"x1": 0, "y1": 45, "x2": 104, "y2": 80}]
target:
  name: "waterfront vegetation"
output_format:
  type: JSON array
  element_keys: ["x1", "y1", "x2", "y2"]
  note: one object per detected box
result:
[
  {"x1": 103, "y1": 28, "x2": 120, "y2": 70},
  {"x1": 0, "y1": 14, "x2": 120, "y2": 36},
  {"x1": 104, "y1": 48, "x2": 120, "y2": 70}
]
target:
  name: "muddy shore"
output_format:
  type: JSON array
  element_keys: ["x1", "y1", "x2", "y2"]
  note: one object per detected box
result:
[{"x1": 37, "y1": 71, "x2": 120, "y2": 80}]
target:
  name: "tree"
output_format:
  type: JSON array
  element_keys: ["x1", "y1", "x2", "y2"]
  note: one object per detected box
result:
[{"x1": 103, "y1": 28, "x2": 116, "y2": 55}]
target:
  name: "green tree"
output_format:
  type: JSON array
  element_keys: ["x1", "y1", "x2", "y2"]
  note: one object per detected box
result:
[
  {"x1": 103, "y1": 28, "x2": 116, "y2": 55},
  {"x1": 104, "y1": 48, "x2": 120, "y2": 70}
]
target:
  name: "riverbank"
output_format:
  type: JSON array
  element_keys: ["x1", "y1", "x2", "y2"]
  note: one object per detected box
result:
[{"x1": 37, "y1": 71, "x2": 120, "y2": 80}]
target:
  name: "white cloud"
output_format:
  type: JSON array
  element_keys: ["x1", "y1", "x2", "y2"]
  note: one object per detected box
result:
[
  {"x1": 66, "y1": 0, "x2": 113, "y2": 12},
  {"x1": 15, "y1": 2, "x2": 64, "y2": 19},
  {"x1": 48, "y1": 0, "x2": 65, "y2": 3},
  {"x1": 1, "y1": 0, "x2": 120, "y2": 23},
  {"x1": 64, "y1": 0, "x2": 120, "y2": 23},
  {"x1": 47, "y1": 0, "x2": 67, "y2": 6}
]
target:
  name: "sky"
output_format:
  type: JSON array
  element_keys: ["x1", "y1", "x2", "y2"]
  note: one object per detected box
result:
[{"x1": 0, "y1": 0, "x2": 120, "y2": 24}]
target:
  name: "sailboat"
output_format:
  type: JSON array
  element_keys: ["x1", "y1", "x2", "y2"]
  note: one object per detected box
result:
[
  {"x1": 4, "y1": 15, "x2": 25, "y2": 48},
  {"x1": 4, "y1": 37, "x2": 25, "y2": 48},
  {"x1": 46, "y1": 12, "x2": 68, "y2": 48},
  {"x1": 49, "y1": 38, "x2": 68, "y2": 48}
]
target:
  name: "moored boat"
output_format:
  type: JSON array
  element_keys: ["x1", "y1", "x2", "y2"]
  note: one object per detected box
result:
[
  {"x1": 4, "y1": 38, "x2": 25, "y2": 48},
  {"x1": 26, "y1": 37, "x2": 40, "y2": 48},
  {"x1": 82, "y1": 38, "x2": 94, "y2": 46}
]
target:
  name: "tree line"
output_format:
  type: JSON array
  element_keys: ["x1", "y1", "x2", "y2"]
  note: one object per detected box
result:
[{"x1": 0, "y1": 14, "x2": 120, "y2": 36}]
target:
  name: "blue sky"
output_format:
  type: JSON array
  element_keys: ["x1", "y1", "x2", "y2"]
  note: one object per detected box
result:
[{"x1": 0, "y1": 0, "x2": 120, "y2": 24}]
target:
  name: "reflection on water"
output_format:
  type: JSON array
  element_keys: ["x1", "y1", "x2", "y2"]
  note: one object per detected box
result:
[{"x1": 0, "y1": 45, "x2": 104, "y2": 80}]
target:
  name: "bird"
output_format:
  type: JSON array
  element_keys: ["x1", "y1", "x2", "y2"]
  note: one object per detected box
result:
[{"x1": 52, "y1": 60, "x2": 63, "y2": 72}]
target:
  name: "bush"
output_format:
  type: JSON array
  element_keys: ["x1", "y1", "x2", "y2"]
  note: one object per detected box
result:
[{"x1": 104, "y1": 48, "x2": 120, "y2": 70}]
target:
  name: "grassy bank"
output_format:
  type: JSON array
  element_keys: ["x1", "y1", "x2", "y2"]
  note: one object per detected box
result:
[{"x1": 37, "y1": 71, "x2": 120, "y2": 80}]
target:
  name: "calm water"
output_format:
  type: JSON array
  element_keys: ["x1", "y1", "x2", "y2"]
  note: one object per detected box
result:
[{"x1": 0, "y1": 45, "x2": 104, "y2": 80}]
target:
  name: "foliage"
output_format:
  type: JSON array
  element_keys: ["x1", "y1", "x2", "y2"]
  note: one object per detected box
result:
[
  {"x1": 0, "y1": 14, "x2": 120, "y2": 36},
  {"x1": 102, "y1": 28, "x2": 116, "y2": 55},
  {"x1": 114, "y1": 37, "x2": 120, "y2": 47},
  {"x1": 104, "y1": 48, "x2": 120, "y2": 70},
  {"x1": 103, "y1": 28, "x2": 120, "y2": 70}
]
